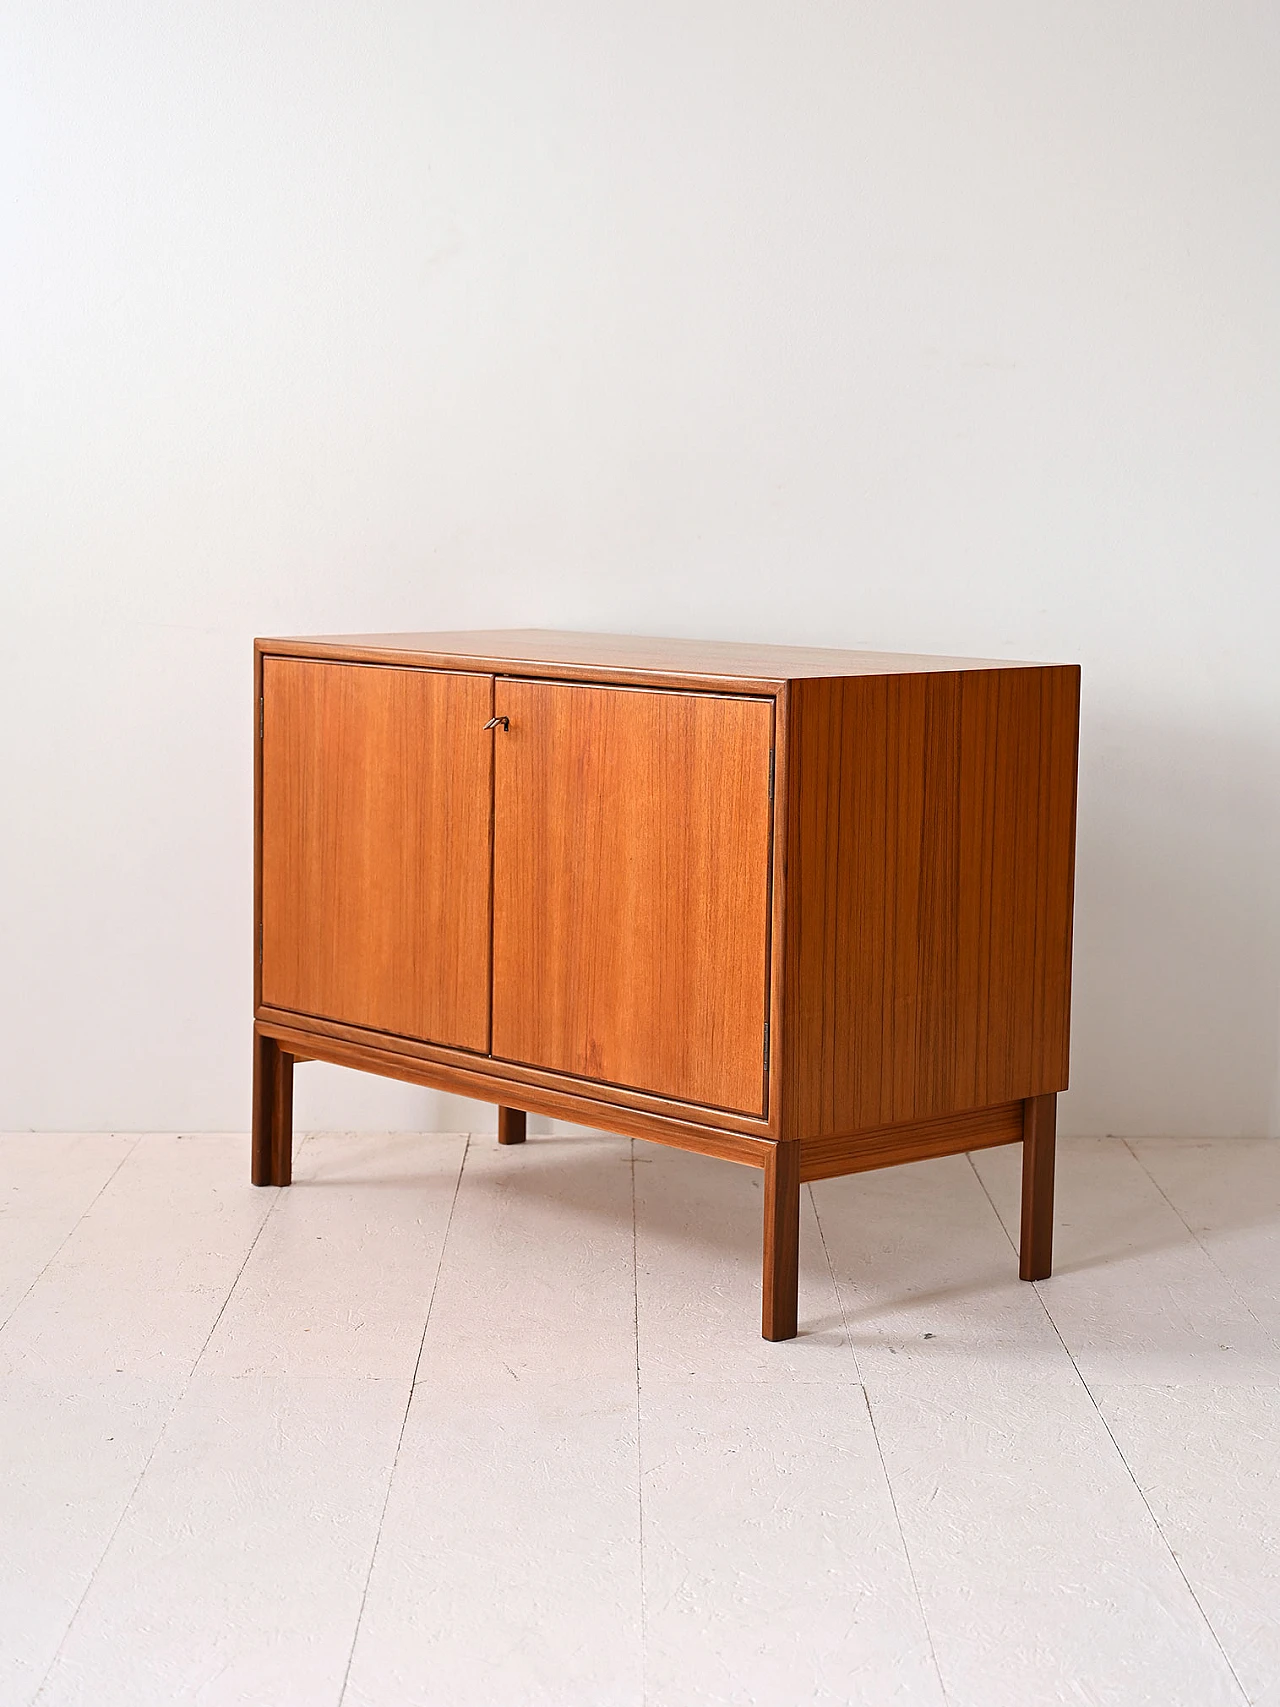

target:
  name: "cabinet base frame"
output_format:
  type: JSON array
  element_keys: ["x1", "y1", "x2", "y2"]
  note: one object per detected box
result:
[{"x1": 251, "y1": 1021, "x2": 1056, "y2": 1340}]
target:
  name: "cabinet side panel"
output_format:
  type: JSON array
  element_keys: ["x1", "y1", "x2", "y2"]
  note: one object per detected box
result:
[
  {"x1": 260, "y1": 659, "x2": 493, "y2": 1051},
  {"x1": 783, "y1": 668, "x2": 1079, "y2": 1136},
  {"x1": 913, "y1": 674, "x2": 962, "y2": 1114}
]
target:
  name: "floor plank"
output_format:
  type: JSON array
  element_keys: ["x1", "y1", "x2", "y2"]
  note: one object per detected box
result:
[
  {"x1": 813, "y1": 1153, "x2": 1248, "y2": 1706},
  {"x1": 866, "y1": 1364, "x2": 1246, "y2": 1707},
  {"x1": 1130, "y1": 1137, "x2": 1280, "y2": 1334},
  {"x1": 640, "y1": 1379, "x2": 943, "y2": 1707},
  {"x1": 811, "y1": 1152, "x2": 1067, "y2": 1379},
  {"x1": 0, "y1": 1135, "x2": 272, "y2": 1386},
  {"x1": 415, "y1": 1133, "x2": 637, "y2": 1385},
  {"x1": 0, "y1": 1135, "x2": 136, "y2": 1327},
  {"x1": 36, "y1": 1375, "x2": 406, "y2": 1707},
  {"x1": 972, "y1": 1138, "x2": 1280, "y2": 1385},
  {"x1": 634, "y1": 1143, "x2": 856, "y2": 1382},
  {"x1": 0, "y1": 1137, "x2": 274, "y2": 1698},
  {"x1": 345, "y1": 1134, "x2": 644, "y2": 1706},
  {"x1": 345, "y1": 1377, "x2": 642, "y2": 1707},
  {"x1": 199, "y1": 1132, "x2": 468, "y2": 1381},
  {"x1": 1094, "y1": 1382, "x2": 1280, "y2": 1707},
  {"x1": 4, "y1": 1132, "x2": 1279, "y2": 1707},
  {"x1": 0, "y1": 1373, "x2": 174, "y2": 1706}
]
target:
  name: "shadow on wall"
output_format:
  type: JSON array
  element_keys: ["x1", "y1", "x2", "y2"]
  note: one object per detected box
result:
[{"x1": 1065, "y1": 707, "x2": 1280, "y2": 1140}]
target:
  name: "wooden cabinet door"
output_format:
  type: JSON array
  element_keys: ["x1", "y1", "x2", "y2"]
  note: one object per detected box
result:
[
  {"x1": 491, "y1": 680, "x2": 774, "y2": 1115},
  {"x1": 260, "y1": 659, "x2": 492, "y2": 1051}
]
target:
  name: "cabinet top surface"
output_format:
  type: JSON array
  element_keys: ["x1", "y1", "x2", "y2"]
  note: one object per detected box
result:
[{"x1": 258, "y1": 628, "x2": 1065, "y2": 681}]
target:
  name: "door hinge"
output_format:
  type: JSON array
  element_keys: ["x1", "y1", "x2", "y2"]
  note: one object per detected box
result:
[
  {"x1": 259, "y1": 696, "x2": 264, "y2": 739},
  {"x1": 763, "y1": 1021, "x2": 770, "y2": 1071},
  {"x1": 768, "y1": 749, "x2": 775, "y2": 802}
]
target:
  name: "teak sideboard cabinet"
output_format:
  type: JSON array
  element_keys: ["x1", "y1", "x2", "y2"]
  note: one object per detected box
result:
[{"x1": 252, "y1": 630, "x2": 1080, "y2": 1341}]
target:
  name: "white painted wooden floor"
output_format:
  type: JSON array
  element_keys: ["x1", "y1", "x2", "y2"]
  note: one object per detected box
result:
[{"x1": 2, "y1": 1132, "x2": 1277, "y2": 1707}]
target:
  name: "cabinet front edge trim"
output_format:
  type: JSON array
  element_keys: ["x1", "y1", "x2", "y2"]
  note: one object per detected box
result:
[
  {"x1": 255, "y1": 640, "x2": 787, "y2": 698},
  {"x1": 256, "y1": 1019, "x2": 776, "y2": 1164},
  {"x1": 256, "y1": 1006, "x2": 779, "y2": 1137}
]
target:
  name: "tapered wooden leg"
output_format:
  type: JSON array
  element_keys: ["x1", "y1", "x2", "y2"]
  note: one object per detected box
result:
[
  {"x1": 762, "y1": 1140, "x2": 801, "y2": 1341},
  {"x1": 497, "y1": 1106, "x2": 527, "y2": 1145},
  {"x1": 1020, "y1": 1092, "x2": 1056, "y2": 1281},
  {"x1": 251, "y1": 1032, "x2": 294, "y2": 1186}
]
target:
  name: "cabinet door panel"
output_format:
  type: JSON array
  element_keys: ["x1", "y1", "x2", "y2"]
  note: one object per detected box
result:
[
  {"x1": 492, "y1": 681, "x2": 773, "y2": 1115},
  {"x1": 261, "y1": 659, "x2": 492, "y2": 1050}
]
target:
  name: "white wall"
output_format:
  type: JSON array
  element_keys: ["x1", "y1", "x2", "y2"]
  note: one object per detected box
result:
[{"x1": 2, "y1": 2, "x2": 1277, "y2": 1138}]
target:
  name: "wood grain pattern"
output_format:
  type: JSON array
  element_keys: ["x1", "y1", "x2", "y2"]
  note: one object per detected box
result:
[
  {"x1": 762, "y1": 1141, "x2": 801, "y2": 1341},
  {"x1": 260, "y1": 659, "x2": 493, "y2": 1050},
  {"x1": 256, "y1": 1018, "x2": 776, "y2": 1167},
  {"x1": 782, "y1": 666, "x2": 1080, "y2": 1137},
  {"x1": 491, "y1": 680, "x2": 774, "y2": 1116},
  {"x1": 799, "y1": 1102, "x2": 1024, "y2": 1183},
  {"x1": 262, "y1": 629, "x2": 1043, "y2": 681},
  {"x1": 1020, "y1": 1092, "x2": 1057, "y2": 1281}
]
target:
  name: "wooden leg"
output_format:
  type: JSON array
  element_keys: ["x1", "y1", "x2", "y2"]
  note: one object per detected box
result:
[
  {"x1": 251, "y1": 1032, "x2": 294, "y2": 1187},
  {"x1": 272, "y1": 1043, "x2": 294, "y2": 1186},
  {"x1": 497, "y1": 1106, "x2": 527, "y2": 1145},
  {"x1": 762, "y1": 1140, "x2": 801, "y2": 1341},
  {"x1": 1020, "y1": 1092, "x2": 1056, "y2": 1281}
]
